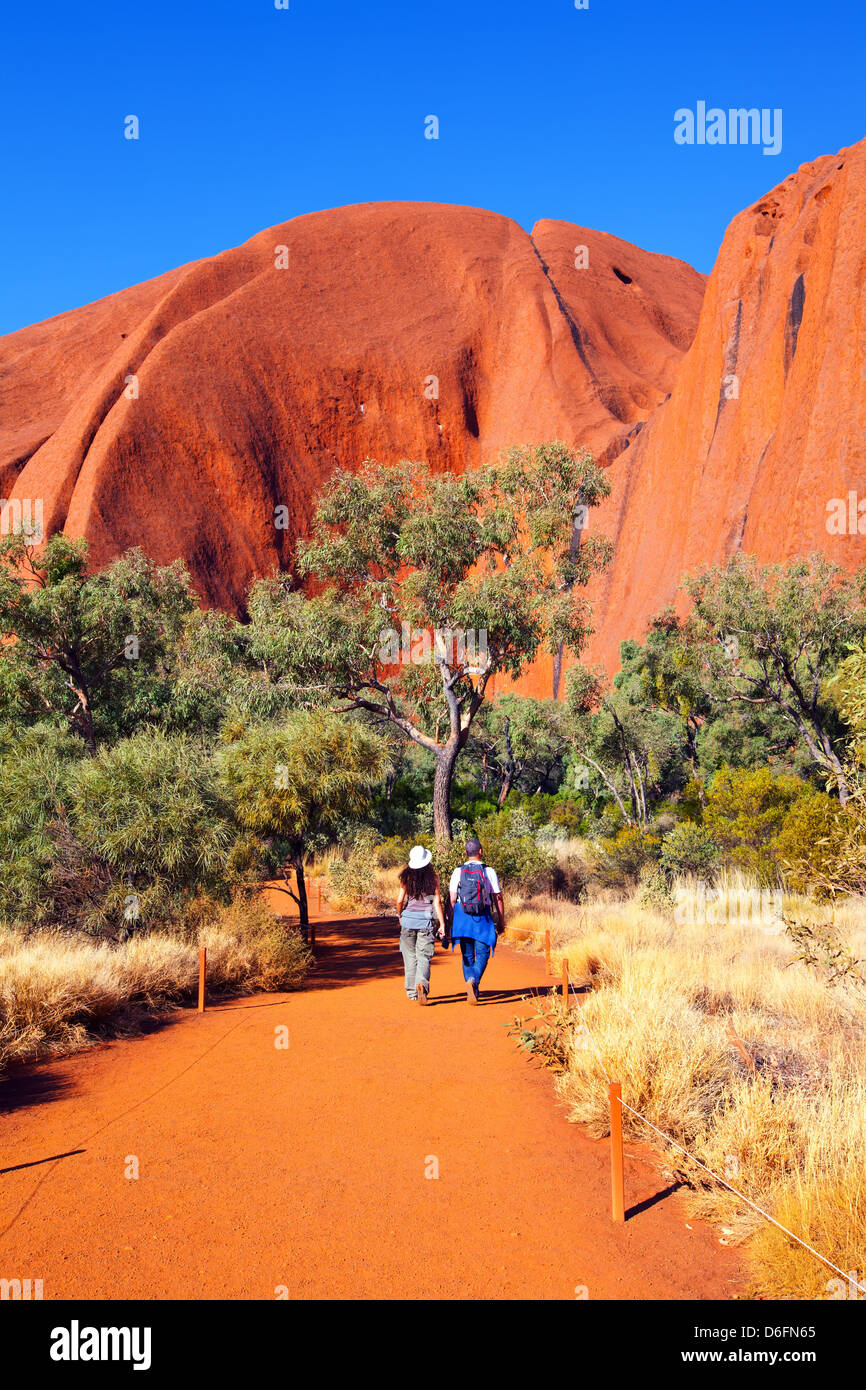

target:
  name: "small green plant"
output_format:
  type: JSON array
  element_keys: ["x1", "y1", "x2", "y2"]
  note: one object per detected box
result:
[
  {"x1": 508, "y1": 990, "x2": 572, "y2": 1071},
  {"x1": 638, "y1": 862, "x2": 675, "y2": 916},
  {"x1": 660, "y1": 821, "x2": 720, "y2": 879}
]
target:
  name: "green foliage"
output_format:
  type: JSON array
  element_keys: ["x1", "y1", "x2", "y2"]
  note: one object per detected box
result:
[
  {"x1": 327, "y1": 829, "x2": 386, "y2": 908},
  {"x1": 0, "y1": 536, "x2": 197, "y2": 749},
  {"x1": 683, "y1": 553, "x2": 865, "y2": 799},
  {"x1": 565, "y1": 659, "x2": 687, "y2": 829},
  {"x1": 547, "y1": 799, "x2": 587, "y2": 835},
  {"x1": 702, "y1": 766, "x2": 806, "y2": 883},
  {"x1": 775, "y1": 790, "x2": 863, "y2": 898},
  {"x1": 0, "y1": 724, "x2": 87, "y2": 926},
  {"x1": 465, "y1": 810, "x2": 555, "y2": 894},
  {"x1": 221, "y1": 712, "x2": 391, "y2": 921},
  {"x1": 372, "y1": 807, "x2": 555, "y2": 896},
  {"x1": 595, "y1": 825, "x2": 662, "y2": 887},
  {"x1": 828, "y1": 643, "x2": 866, "y2": 777},
  {"x1": 660, "y1": 822, "x2": 720, "y2": 879},
  {"x1": 468, "y1": 695, "x2": 568, "y2": 802},
  {"x1": 0, "y1": 726, "x2": 239, "y2": 936},
  {"x1": 62, "y1": 729, "x2": 237, "y2": 934},
  {"x1": 248, "y1": 444, "x2": 611, "y2": 837},
  {"x1": 374, "y1": 835, "x2": 416, "y2": 870},
  {"x1": 637, "y1": 862, "x2": 676, "y2": 916}
]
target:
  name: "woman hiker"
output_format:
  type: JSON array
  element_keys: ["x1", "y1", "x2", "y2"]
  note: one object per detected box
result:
[
  {"x1": 449, "y1": 837, "x2": 505, "y2": 1003},
  {"x1": 396, "y1": 846, "x2": 446, "y2": 1004}
]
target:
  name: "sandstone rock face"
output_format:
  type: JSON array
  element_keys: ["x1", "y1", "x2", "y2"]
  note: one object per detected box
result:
[
  {"x1": 586, "y1": 139, "x2": 866, "y2": 672},
  {"x1": 0, "y1": 203, "x2": 703, "y2": 652}
]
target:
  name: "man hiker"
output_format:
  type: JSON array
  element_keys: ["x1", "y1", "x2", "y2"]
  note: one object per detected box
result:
[{"x1": 449, "y1": 837, "x2": 505, "y2": 1003}]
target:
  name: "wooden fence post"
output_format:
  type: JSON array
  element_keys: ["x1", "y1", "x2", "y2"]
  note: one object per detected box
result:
[
  {"x1": 545, "y1": 929, "x2": 551, "y2": 975},
  {"x1": 609, "y1": 1082, "x2": 625, "y2": 1222},
  {"x1": 561, "y1": 958, "x2": 568, "y2": 1002},
  {"x1": 197, "y1": 948, "x2": 206, "y2": 1013}
]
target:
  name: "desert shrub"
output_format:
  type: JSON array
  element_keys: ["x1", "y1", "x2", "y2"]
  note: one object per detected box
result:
[
  {"x1": 546, "y1": 855, "x2": 589, "y2": 902},
  {"x1": 774, "y1": 789, "x2": 857, "y2": 897},
  {"x1": 549, "y1": 799, "x2": 587, "y2": 835},
  {"x1": 0, "y1": 724, "x2": 85, "y2": 927},
  {"x1": 374, "y1": 834, "x2": 413, "y2": 869},
  {"x1": 327, "y1": 829, "x2": 386, "y2": 909},
  {"x1": 660, "y1": 821, "x2": 720, "y2": 879},
  {"x1": 595, "y1": 801, "x2": 627, "y2": 837},
  {"x1": 199, "y1": 894, "x2": 312, "y2": 993},
  {"x1": 703, "y1": 765, "x2": 807, "y2": 883},
  {"x1": 638, "y1": 862, "x2": 676, "y2": 915},
  {"x1": 465, "y1": 811, "x2": 555, "y2": 894},
  {"x1": 595, "y1": 826, "x2": 661, "y2": 887},
  {"x1": 62, "y1": 729, "x2": 237, "y2": 935}
]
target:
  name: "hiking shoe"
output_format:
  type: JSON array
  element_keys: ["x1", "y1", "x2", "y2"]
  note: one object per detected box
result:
[
  {"x1": 466, "y1": 980, "x2": 477, "y2": 1005},
  {"x1": 416, "y1": 981, "x2": 428, "y2": 1005}
]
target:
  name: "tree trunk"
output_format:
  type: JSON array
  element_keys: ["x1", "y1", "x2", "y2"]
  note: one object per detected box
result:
[
  {"x1": 433, "y1": 740, "x2": 461, "y2": 841},
  {"x1": 498, "y1": 717, "x2": 515, "y2": 808},
  {"x1": 292, "y1": 849, "x2": 309, "y2": 931},
  {"x1": 71, "y1": 684, "x2": 97, "y2": 755},
  {"x1": 552, "y1": 642, "x2": 564, "y2": 701}
]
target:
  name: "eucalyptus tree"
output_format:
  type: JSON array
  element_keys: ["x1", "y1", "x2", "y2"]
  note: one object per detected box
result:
[
  {"x1": 243, "y1": 443, "x2": 611, "y2": 839},
  {"x1": 0, "y1": 535, "x2": 196, "y2": 751},
  {"x1": 682, "y1": 554, "x2": 866, "y2": 802}
]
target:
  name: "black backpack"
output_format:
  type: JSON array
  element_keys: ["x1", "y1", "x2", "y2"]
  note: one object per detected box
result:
[{"x1": 457, "y1": 862, "x2": 492, "y2": 917}]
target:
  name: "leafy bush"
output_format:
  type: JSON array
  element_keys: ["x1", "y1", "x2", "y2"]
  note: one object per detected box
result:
[
  {"x1": 774, "y1": 790, "x2": 861, "y2": 897},
  {"x1": 548, "y1": 799, "x2": 587, "y2": 835},
  {"x1": 703, "y1": 765, "x2": 807, "y2": 883},
  {"x1": 0, "y1": 724, "x2": 85, "y2": 927},
  {"x1": 328, "y1": 829, "x2": 387, "y2": 909},
  {"x1": 660, "y1": 822, "x2": 720, "y2": 879},
  {"x1": 595, "y1": 826, "x2": 661, "y2": 887},
  {"x1": 63, "y1": 729, "x2": 236, "y2": 935},
  {"x1": 466, "y1": 811, "x2": 555, "y2": 894},
  {"x1": 200, "y1": 893, "x2": 312, "y2": 992},
  {"x1": 638, "y1": 862, "x2": 676, "y2": 916},
  {"x1": 374, "y1": 835, "x2": 413, "y2": 869}
]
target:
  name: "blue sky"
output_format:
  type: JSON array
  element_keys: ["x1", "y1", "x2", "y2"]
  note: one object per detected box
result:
[{"x1": 1, "y1": 0, "x2": 863, "y2": 334}]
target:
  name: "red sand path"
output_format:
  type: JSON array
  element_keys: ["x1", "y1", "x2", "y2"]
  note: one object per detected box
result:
[{"x1": 0, "y1": 911, "x2": 743, "y2": 1300}]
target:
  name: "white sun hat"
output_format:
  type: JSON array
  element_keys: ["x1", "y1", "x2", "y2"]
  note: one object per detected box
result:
[{"x1": 408, "y1": 845, "x2": 433, "y2": 869}]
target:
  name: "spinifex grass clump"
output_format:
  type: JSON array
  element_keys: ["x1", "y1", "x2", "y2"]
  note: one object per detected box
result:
[
  {"x1": 0, "y1": 895, "x2": 310, "y2": 1074},
  {"x1": 508, "y1": 880, "x2": 866, "y2": 1299}
]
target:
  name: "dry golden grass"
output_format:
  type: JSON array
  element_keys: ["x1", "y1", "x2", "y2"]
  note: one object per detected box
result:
[
  {"x1": 508, "y1": 880, "x2": 866, "y2": 1300},
  {"x1": 0, "y1": 896, "x2": 310, "y2": 1074}
]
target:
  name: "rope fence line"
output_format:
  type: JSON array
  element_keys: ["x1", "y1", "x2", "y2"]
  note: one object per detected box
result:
[{"x1": 504, "y1": 921, "x2": 866, "y2": 1296}]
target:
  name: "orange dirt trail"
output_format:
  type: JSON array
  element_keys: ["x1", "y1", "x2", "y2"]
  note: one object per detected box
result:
[{"x1": 0, "y1": 912, "x2": 742, "y2": 1300}]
